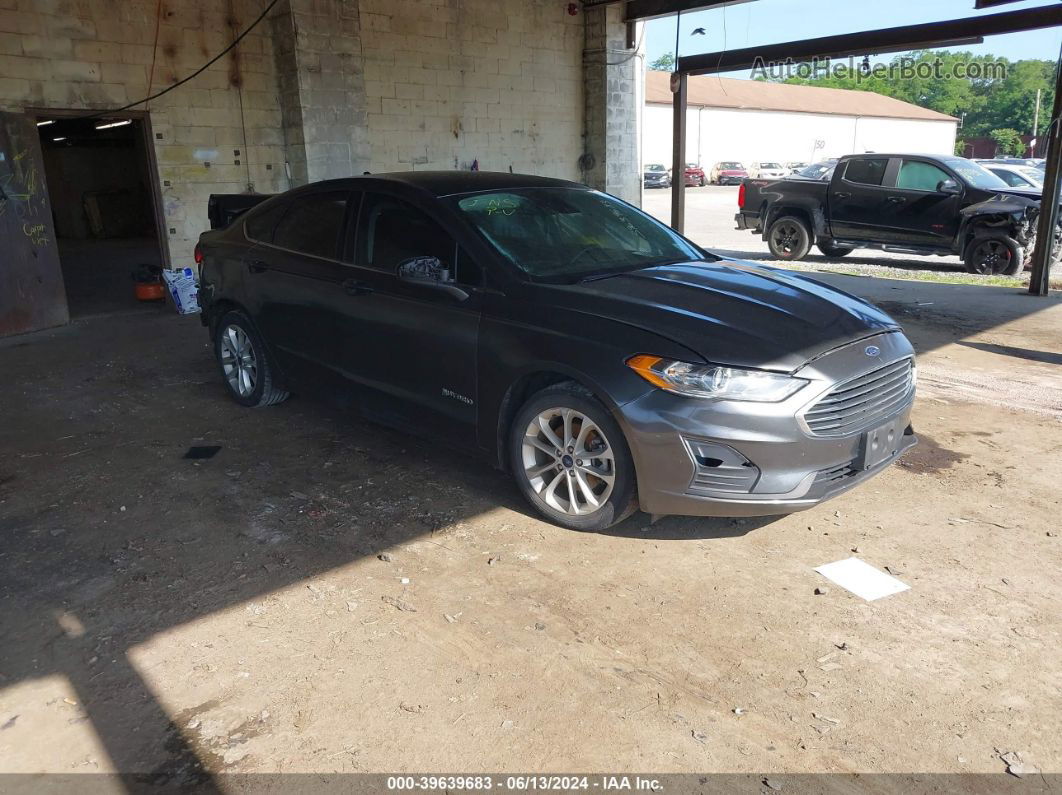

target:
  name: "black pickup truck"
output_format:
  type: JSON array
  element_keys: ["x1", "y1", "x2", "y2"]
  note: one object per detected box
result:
[{"x1": 735, "y1": 153, "x2": 1051, "y2": 275}]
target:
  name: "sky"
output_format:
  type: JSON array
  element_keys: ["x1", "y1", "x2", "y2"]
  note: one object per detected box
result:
[{"x1": 644, "y1": 0, "x2": 1062, "y2": 78}]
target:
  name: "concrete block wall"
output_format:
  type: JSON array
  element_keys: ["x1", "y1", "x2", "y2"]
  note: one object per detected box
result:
[
  {"x1": 0, "y1": 0, "x2": 290, "y2": 266},
  {"x1": 358, "y1": 0, "x2": 585, "y2": 179},
  {"x1": 0, "y1": 0, "x2": 641, "y2": 270}
]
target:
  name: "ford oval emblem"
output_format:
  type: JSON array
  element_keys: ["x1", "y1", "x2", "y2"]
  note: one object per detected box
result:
[{"x1": 865, "y1": 345, "x2": 881, "y2": 357}]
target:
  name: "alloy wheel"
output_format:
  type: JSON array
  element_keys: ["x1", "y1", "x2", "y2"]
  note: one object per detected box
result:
[
  {"x1": 521, "y1": 407, "x2": 615, "y2": 516},
  {"x1": 970, "y1": 239, "x2": 1010, "y2": 274},
  {"x1": 219, "y1": 325, "x2": 258, "y2": 397},
  {"x1": 772, "y1": 222, "x2": 801, "y2": 255}
]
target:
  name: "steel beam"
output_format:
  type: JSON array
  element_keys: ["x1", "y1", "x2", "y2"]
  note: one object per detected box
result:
[
  {"x1": 671, "y1": 72, "x2": 687, "y2": 233},
  {"x1": 677, "y1": 5, "x2": 1062, "y2": 75},
  {"x1": 624, "y1": 0, "x2": 752, "y2": 22},
  {"x1": 1028, "y1": 54, "x2": 1062, "y2": 296}
]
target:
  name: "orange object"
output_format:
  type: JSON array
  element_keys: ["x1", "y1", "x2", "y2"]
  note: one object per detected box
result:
[{"x1": 135, "y1": 282, "x2": 165, "y2": 301}]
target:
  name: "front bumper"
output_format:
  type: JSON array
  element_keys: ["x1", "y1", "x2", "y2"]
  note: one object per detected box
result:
[{"x1": 616, "y1": 332, "x2": 917, "y2": 517}]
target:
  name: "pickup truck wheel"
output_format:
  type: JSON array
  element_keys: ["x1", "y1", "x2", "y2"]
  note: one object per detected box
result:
[
  {"x1": 818, "y1": 242, "x2": 854, "y2": 257},
  {"x1": 964, "y1": 234, "x2": 1023, "y2": 276},
  {"x1": 767, "y1": 216, "x2": 811, "y2": 261}
]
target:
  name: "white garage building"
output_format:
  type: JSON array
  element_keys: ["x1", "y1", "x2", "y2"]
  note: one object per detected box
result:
[{"x1": 643, "y1": 71, "x2": 958, "y2": 170}]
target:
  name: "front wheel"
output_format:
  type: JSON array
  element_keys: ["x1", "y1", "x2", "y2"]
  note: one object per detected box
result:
[
  {"x1": 214, "y1": 310, "x2": 290, "y2": 407},
  {"x1": 699, "y1": 176, "x2": 706, "y2": 187},
  {"x1": 964, "y1": 234, "x2": 1023, "y2": 276},
  {"x1": 509, "y1": 383, "x2": 637, "y2": 531},
  {"x1": 767, "y1": 215, "x2": 812, "y2": 261}
]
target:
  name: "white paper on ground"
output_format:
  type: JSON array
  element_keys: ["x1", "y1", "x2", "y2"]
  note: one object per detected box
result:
[{"x1": 814, "y1": 557, "x2": 910, "y2": 601}]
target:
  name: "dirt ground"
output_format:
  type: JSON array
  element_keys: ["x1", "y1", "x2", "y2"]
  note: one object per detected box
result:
[{"x1": 1, "y1": 272, "x2": 1061, "y2": 785}]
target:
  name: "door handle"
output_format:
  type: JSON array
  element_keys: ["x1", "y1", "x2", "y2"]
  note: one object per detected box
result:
[
  {"x1": 886, "y1": 196, "x2": 906, "y2": 204},
  {"x1": 342, "y1": 278, "x2": 374, "y2": 296},
  {"x1": 247, "y1": 259, "x2": 269, "y2": 273},
  {"x1": 833, "y1": 192, "x2": 850, "y2": 200}
]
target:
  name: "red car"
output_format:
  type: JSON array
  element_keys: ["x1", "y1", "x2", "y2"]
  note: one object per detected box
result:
[{"x1": 683, "y1": 163, "x2": 706, "y2": 187}]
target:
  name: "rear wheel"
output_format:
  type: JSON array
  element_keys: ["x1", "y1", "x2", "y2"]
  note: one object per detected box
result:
[
  {"x1": 509, "y1": 383, "x2": 637, "y2": 531},
  {"x1": 964, "y1": 234, "x2": 1023, "y2": 276},
  {"x1": 767, "y1": 215, "x2": 812, "y2": 261},
  {"x1": 818, "y1": 241, "x2": 854, "y2": 257},
  {"x1": 214, "y1": 310, "x2": 289, "y2": 407}
]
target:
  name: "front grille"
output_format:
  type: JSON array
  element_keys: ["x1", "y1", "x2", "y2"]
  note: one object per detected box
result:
[{"x1": 804, "y1": 357, "x2": 914, "y2": 438}]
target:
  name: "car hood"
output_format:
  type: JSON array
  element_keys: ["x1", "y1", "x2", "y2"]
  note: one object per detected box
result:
[
  {"x1": 644, "y1": 172, "x2": 667, "y2": 178},
  {"x1": 538, "y1": 260, "x2": 901, "y2": 372}
]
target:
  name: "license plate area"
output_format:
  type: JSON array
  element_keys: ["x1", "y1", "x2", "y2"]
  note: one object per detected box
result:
[{"x1": 857, "y1": 417, "x2": 905, "y2": 470}]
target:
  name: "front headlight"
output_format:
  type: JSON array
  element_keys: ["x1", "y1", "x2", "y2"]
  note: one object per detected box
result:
[{"x1": 627, "y1": 355, "x2": 807, "y2": 402}]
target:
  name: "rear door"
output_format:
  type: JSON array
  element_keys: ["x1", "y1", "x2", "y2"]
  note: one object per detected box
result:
[
  {"x1": 239, "y1": 189, "x2": 357, "y2": 387},
  {"x1": 335, "y1": 191, "x2": 482, "y2": 446},
  {"x1": 0, "y1": 111, "x2": 68, "y2": 335},
  {"x1": 827, "y1": 157, "x2": 892, "y2": 241},
  {"x1": 879, "y1": 158, "x2": 964, "y2": 247}
]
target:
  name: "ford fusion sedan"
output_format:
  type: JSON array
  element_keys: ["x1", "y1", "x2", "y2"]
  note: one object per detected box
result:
[{"x1": 197, "y1": 172, "x2": 917, "y2": 531}]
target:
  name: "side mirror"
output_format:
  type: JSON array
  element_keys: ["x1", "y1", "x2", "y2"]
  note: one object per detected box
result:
[
  {"x1": 938, "y1": 179, "x2": 961, "y2": 194},
  {"x1": 396, "y1": 256, "x2": 468, "y2": 300}
]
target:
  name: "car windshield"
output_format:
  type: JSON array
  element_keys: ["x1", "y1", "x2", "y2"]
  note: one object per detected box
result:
[
  {"x1": 761, "y1": 162, "x2": 782, "y2": 169},
  {"x1": 943, "y1": 158, "x2": 1010, "y2": 191},
  {"x1": 451, "y1": 188, "x2": 708, "y2": 282},
  {"x1": 720, "y1": 162, "x2": 743, "y2": 169},
  {"x1": 645, "y1": 164, "x2": 666, "y2": 172},
  {"x1": 1019, "y1": 167, "x2": 1044, "y2": 184}
]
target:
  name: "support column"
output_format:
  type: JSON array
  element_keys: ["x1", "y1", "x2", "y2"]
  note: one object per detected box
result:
[
  {"x1": 670, "y1": 71, "x2": 687, "y2": 233},
  {"x1": 582, "y1": 4, "x2": 642, "y2": 205},
  {"x1": 271, "y1": 0, "x2": 370, "y2": 187},
  {"x1": 1028, "y1": 53, "x2": 1062, "y2": 295}
]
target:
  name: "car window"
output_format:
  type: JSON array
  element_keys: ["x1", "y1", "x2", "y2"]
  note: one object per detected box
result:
[
  {"x1": 271, "y1": 192, "x2": 348, "y2": 258},
  {"x1": 244, "y1": 201, "x2": 289, "y2": 243},
  {"x1": 843, "y1": 158, "x2": 888, "y2": 186},
  {"x1": 896, "y1": 160, "x2": 952, "y2": 192},
  {"x1": 990, "y1": 169, "x2": 1027, "y2": 187},
  {"x1": 356, "y1": 193, "x2": 460, "y2": 276}
]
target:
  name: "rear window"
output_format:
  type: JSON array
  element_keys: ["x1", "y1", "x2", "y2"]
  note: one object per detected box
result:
[
  {"x1": 245, "y1": 201, "x2": 288, "y2": 243},
  {"x1": 843, "y1": 158, "x2": 888, "y2": 186},
  {"x1": 272, "y1": 191, "x2": 348, "y2": 259}
]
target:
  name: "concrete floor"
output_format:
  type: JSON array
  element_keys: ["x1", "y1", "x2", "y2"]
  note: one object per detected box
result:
[
  {"x1": 58, "y1": 237, "x2": 166, "y2": 319},
  {"x1": 1, "y1": 254, "x2": 1061, "y2": 785}
]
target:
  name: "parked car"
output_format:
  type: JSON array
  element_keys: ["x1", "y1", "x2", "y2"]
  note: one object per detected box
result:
[
  {"x1": 199, "y1": 172, "x2": 917, "y2": 531},
  {"x1": 747, "y1": 161, "x2": 788, "y2": 179},
  {"x1": 784, "y1": 161, "x2": 809, "y2": 175},
  {"x1": 710, "y1": 161, "x2": 748, "y2": 185},
  {"x1": 736, "y1": 153, "x2": 1057, "y2": 275},
  {"x1": 982, "y1": 157, "x2": 1044, "y2": 169},
  {"x1": 977, "y1": 162, "x2": 1044, "y2": 190},
  {"x1": 643, "y1": 164, "x2": 670, "y2": 189},
  {"x1": 682, "y1": 163, "x2": 707, "y2": 187}
]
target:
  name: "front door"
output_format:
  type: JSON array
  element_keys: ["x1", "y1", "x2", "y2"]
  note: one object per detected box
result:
[
  {"x1": 337, "y1": 191, "x2": 482, "y2": 447},
  {"x1": 0, "y1": 111, "x2": 68, "y2": 336},
  {"x1": 828, "y1": 157, "x2": 892, "y2": 242},
  {"x1": 879, "y1": 158, "x2": 963, "y2": 247}
]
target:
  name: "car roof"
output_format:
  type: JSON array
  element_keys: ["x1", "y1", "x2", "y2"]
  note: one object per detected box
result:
[{"x1": 285, "y1": 171, "x2": 587, "y2": 198}]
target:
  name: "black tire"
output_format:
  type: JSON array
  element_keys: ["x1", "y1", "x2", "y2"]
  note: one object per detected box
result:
[
  {"x1": 509, "y1": 382, "x2": 637, "y2": 531},
  {"x1": 818, "y1": 241, "x2": 854, "y2": 257},
  {"x1": 699, "y1": 176, "x2": 706, "y2": 187},
  {"x1": 767, "y1": 215, "x2": 812, "y2": 261},
  {"x1": 963, "y1": 234, "x2": 1023, "y2": 276},
  {"x1": 213, "y1": 310, "x2": 289, "y2": 408}
]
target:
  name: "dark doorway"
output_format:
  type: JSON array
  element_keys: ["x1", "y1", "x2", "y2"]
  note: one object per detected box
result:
[{"x1": 35, "y1": 112, "x2": 167, "y2": 318}]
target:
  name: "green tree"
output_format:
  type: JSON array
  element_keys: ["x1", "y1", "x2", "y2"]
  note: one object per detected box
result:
[
  {"x1": 990, "y1": 128, "x2": 1025, "y2": 157},
  {"x1": 649, "y1": 53, "x2": 675, "y2": 72}
]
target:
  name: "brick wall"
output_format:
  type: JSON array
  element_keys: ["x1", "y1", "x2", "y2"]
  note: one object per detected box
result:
[
  {"x1": 0, "y1": 0, "x2": 637, "y2": 268},
  {"x1": 0, "y1": 0, "x2": 290, "y2": 266},
  {"x1": 358, "y1": 0, "x2": 584, "y2": 178}
]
